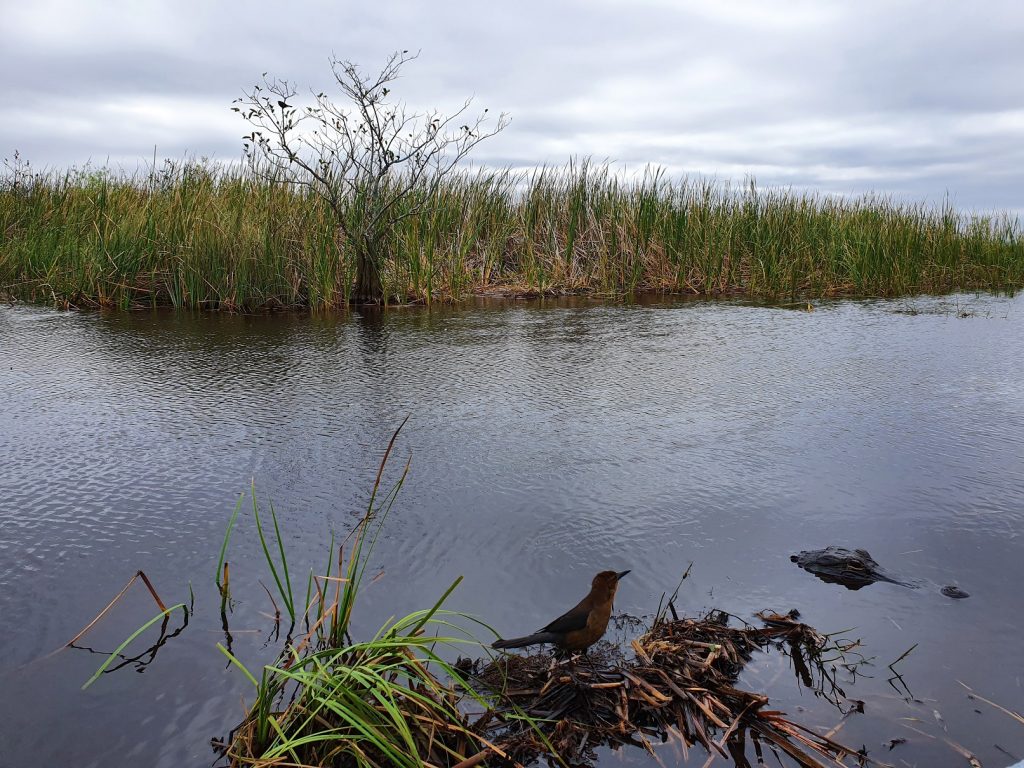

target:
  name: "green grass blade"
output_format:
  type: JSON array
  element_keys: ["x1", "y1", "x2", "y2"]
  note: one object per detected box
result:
[
  {"x1": 215, "y1": 492, "x2": 243, "y2": 590},
  {"x1": 215, "y1": 642, "x2": 260, "y2": 688},
  {"x1": 250, "y1": 481, "x2": 294, "y2": 620},
  {"x1": 82, "y1": 604, "x2": 186, "y2": 690},
  {"x1": 268, "y1": 500, "x2": 294, "y2": 617}
]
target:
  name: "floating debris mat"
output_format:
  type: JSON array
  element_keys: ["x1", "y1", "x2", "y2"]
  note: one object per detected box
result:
[{"x1": 464, "y1": 609, "x2": 882, "y2": 767}]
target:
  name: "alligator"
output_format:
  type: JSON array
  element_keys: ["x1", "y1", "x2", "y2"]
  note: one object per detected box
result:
[{"x1": 790, "y1": 546, "x2": 969, "y2": 598}]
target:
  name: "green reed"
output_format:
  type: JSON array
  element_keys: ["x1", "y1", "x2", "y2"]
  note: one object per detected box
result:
[
  {"x1": 215, "y1": 420, "x2": 533, "y2": 767},
  {"x1": 2, "y1": 158, "x2": 1021, "y2": 309}
]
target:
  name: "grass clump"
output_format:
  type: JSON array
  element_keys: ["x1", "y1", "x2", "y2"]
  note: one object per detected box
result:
[
  {"x1": 2, "y1": 156, "x2": 1021, "y2": 309},
  {"x1": 217, "y1": 422, "x2": 514, "y2": 768}
]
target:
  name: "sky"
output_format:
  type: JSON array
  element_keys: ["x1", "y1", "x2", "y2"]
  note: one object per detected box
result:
[{"x1": 3, "y1": 0, "x2": 1024, "y2": 215}]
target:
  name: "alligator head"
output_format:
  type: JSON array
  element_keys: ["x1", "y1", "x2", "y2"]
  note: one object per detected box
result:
[{"x1": 790, "y1": 546, "x2": 916, "y2": 590}]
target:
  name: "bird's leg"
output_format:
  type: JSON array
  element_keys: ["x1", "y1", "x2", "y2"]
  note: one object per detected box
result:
[
  {"x1": 552, "y1": 647, "x2": 577, "y2": 664},
  {"x1": 575, "y1": 649, "x2": 598, "y2": 668}
]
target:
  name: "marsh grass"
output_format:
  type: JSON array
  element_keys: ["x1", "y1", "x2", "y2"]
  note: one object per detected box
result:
[
  {"x1": 2, "y1": 158, "x2": 1021, "y2": 309},
  {"x1": 217, "y1": 421, "x2": 524, "y2": 767}
]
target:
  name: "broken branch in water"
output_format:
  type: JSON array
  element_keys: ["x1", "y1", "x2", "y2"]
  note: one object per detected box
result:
[
  {"x1": 462, "y1": 609, "x2": 888, "y2": 768},
  {"x1": 55, "y1": 569, "x2": 170, "y2": 653},
  {"x1": 957, "y1": 679, "x2": 1024, "y2": 726}
]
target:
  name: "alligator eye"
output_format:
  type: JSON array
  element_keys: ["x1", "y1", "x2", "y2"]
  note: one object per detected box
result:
[{"x1": 849, "y1": 560, "x2": 864, "y2": 569}]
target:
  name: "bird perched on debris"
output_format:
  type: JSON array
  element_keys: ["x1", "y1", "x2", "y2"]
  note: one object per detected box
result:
[{"x1": 492, "y1": 570, "x2": 630, "y2": 652}]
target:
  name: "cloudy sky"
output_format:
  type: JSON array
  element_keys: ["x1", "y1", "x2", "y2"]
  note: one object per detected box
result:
[{"x1": 4, "y1": 0, "x2": 1023, "y2": 214}]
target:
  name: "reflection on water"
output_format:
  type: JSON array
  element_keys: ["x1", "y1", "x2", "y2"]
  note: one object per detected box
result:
[{"x1": 1, "y1": 293, "x2": 1023, "y2": 767}]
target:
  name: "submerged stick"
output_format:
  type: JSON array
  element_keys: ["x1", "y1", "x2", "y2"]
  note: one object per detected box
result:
[
  {"x1": 957, "y1": 680, "x2": 1024, "y2": 726},
  {"x1": 889, "y1": 643, "x2": 919, "y2": 668}
]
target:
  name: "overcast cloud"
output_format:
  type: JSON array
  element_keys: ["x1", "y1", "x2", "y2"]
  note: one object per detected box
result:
[{"x1": 4, "y1": 0, "x2": 1023, "y2": 214}]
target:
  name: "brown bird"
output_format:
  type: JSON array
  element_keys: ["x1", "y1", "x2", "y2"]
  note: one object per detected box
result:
[{"x1": 492, "y1": 570, "x2": 630, "y2": 652}]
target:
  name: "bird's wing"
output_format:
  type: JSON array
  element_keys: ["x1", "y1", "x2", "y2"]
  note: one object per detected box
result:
[{"x1": 539, "y1": 596, "x2": 590, "y2": 635}]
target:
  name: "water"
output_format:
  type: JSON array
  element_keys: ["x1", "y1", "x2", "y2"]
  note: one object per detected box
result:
[{"x1": 1, "y1": 293, "x2": 1022, "y2": 767}]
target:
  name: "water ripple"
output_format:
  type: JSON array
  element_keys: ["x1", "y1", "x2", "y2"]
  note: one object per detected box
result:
[{"x1": 1, "y1": 294, "x2": 1023, "y2": 766}]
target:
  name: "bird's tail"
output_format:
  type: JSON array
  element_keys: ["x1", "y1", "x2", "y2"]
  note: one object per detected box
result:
[{"x1": 492, "y1": 631, "x2": 559, "y2": 650}]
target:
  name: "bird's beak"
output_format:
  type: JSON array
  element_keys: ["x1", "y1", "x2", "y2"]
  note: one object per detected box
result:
[{"x1": 616, "y1": 570, "x2": 631, "y2": 580}]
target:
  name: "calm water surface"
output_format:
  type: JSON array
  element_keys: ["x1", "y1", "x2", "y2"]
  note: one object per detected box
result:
[{"x1": 1, "y1": 294, "x2": 1022, "y2": 767}]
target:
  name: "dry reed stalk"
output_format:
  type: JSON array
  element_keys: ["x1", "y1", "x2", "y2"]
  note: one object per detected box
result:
[
  {"x1": 464, "y1": 610, "x2": 894, "y2": 768},
  {"x1": 56, "y1": 569, "x2": 168, "y2": 652}
]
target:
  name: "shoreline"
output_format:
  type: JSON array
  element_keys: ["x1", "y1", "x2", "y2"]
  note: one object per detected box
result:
[{"x1": 3, "y1": 162, "x2": 1022, "y2": 312}]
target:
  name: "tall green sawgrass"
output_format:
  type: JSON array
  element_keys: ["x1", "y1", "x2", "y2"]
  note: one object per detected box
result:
[
  {"x1": 3, "y1": 157, "x2": 1021, "y2": 308},
  {"x1": 218, "y1": 422, "x2": 516, "y2": 767}
]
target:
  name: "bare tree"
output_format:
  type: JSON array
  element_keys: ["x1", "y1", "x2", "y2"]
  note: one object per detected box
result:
[{"x1": 233, "y1": 51, "x2": 509, "y2": 304}]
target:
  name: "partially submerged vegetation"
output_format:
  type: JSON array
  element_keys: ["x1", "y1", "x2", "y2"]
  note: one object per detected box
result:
[
  {"x1": 2, "y1": 156, "x2": 1021, "y2": 310},
  {"x1": 62, "y1": 424, "x2": 1021, "y2": 766},
  {"x1": 215, "y1": 426, "x2": 510, "y2": 767},
  {"x1": 210, "y1": 425, "x2": 879, "y2": 767},
  {"x1": 463, "y1": 609, "x2": 880, "y2": 768}
]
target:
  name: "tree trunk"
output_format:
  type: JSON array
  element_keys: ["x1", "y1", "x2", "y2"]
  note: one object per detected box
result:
[{"x1": 353, "y1": 247, "x2": 383, "y2": 304}]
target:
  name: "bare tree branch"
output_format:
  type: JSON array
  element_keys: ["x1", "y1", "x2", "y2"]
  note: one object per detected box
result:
[{"x1": 235, "y1": 51, "x2": 509, "y2": 303}]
